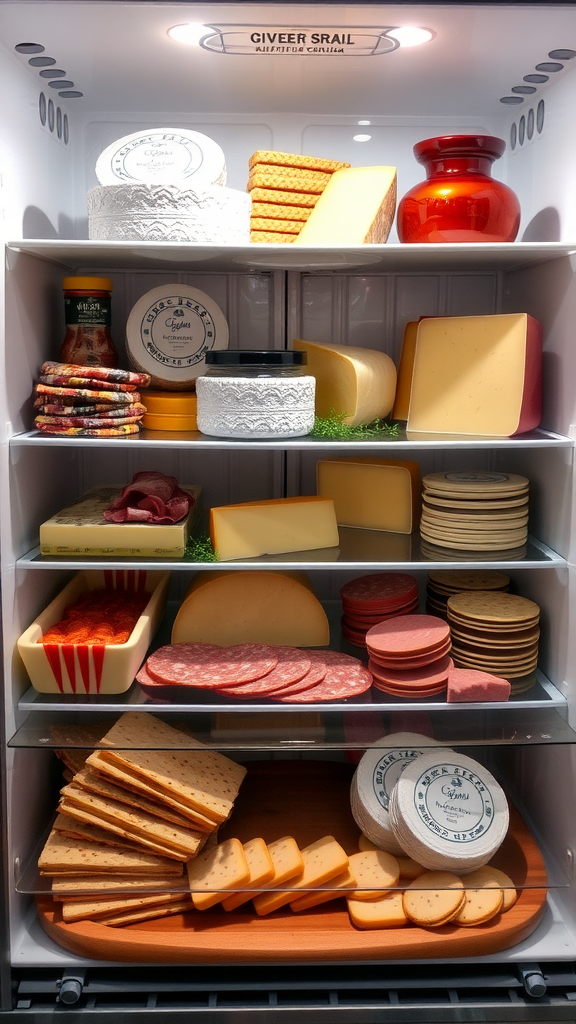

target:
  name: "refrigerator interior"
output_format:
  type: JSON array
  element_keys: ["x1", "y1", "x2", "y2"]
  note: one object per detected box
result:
[{"x1": 2, "y1": 0, "x2": 576, "y2": 999}]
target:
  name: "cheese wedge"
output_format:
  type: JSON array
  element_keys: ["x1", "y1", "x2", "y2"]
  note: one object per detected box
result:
[
  {"x1": 171, "y1": 570, "x2": 330, "y2": 647},
  {"x1": 221, "y1": 838, "x2": 276, "y2": 911},
  {"x1": 407, "y1": 313, "x2": 542, "y2": 437},
  {"x1": 253, "y1": 835, "x2": 348, "y2": 916},
  {"x1": 392, "y1": 321, "x2": 418, "y2": 421},
  {"x1": 209, "y1": 496, "x2": 340, "y2": 561},
  {"x1": 294, "y1": 166, "x2": 397, "y2": 245},
  {"x1": 293, "y1": 339, "x2": 396, "y2": 426},
  {"x1": 317, "y1": 458, "x2": 420, "y2": 533}
]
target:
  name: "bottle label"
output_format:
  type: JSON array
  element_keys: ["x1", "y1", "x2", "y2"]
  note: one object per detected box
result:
[{"x1": 65, "y1": 295, "x2": 111, "y2": 327}]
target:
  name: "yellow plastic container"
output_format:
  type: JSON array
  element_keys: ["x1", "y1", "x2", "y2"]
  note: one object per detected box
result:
[
  {"x1": 17, "y1": 570, "x2": 169, "y2": 694},
  {"x1": 142, "y1": 390, "x2": 197, "y2": 431}
]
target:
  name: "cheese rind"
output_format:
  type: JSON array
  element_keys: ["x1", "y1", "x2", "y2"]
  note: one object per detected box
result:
[
  {"x1": 407, "y1": 313, "x2": 542, "y2": 437},
  {"x1": 171, "y1": 570, "x2": 330, "y2": 648},
  {"x1": 293, "y1": 339, "x2": 397, "y2": 426},
  {"x1": 209, "y1": 496, "x2": 340, "y2": 561},
  {"x1": 294, "y1": 166, "x2": 397, "y2": 245},
  {"x1": 317, "y1": 459, "x2": 420, "y2": 533}
]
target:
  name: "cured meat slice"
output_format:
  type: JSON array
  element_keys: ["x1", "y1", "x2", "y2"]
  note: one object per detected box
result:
[
  {"x1": 34, "y1": 402, "x2": 147, "y2": 417},
  {"x1": 103, "y1": 472, "x2": 192, "y2": 525},
  {"x1": 145, "y1": 642, "x2": 279, "y2": 688},
  {"x1": 367, "y1": 638, "x2": 452, "y2": 670},
  {"x1": 36, "y1": 384, "x2": 142, "y2": 405},
  {"x1": 340, "y1": 573, "x2": 419, "y2": 611},
  {"x1": 39, "y1": 374, "x2": 137, "y2": 393},
  {"x1": 36, "y1": 423, "x2": 140, "y2": 437},
  {"x1": 35, "y1": 414, "x2": 144, "y2": 428},
  {"x1": 276, "y1": 650, "x2": 373, "y2": 703},
  {"x1": 365, "y1": 614, "x2": 450, "y2": 656},
  {"x1": 214, "y1": 647, "x2": 312, "y2": 697},
  {"x1": 266, "y1": 652, "x2": 328, "y2": 698},
  {"x1": 368, "y1": 654, "x2": 453, "y2": 687},
  {"x1": 41, "y1": 361, "x2": 151, "y2": 387}
]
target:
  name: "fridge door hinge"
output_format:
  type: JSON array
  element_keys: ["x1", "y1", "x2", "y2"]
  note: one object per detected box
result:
[{"x1": 56, "y1": 968, "x2": 87, "y2": 1005}]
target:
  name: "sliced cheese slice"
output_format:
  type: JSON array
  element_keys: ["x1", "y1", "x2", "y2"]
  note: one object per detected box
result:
[
  {"x1": 221, "y1": 838, "x2": 275, "y2": 911},
  {"x1": 293, "y1": 339, "x2": 396, "y2": 426},
  {"x1": 253, "y1": 835, "x2": 348, "y2": 916},
  {"x1": 294, "y1": 166, "x2": 397, "y2": 245},
  {"x1": 171, "y1": 570, "x2": 330, "y2": 647},
  {"x1": 187, "y1": 838, "x2": 250, "y2": 910},
  {"x1": 317, "y1": 458, "x2": 420, "y2": 533},
  {"x1": 407, "y1": 313, "x2": 542, "y2": 437},
  {"x1": 209, "y1": 496, "x2": 340, "y2": 561}
]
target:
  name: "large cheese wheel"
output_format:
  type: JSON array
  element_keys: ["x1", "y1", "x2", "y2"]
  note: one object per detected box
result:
[
  {"x1": 172, "y1": 571, "x2": 330, "y2": 647},
  {"x1": 293, "y1": 339, "x2": 396, "y2": 426}
]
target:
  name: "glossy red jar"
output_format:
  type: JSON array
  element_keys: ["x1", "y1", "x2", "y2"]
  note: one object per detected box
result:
[{"x1": 397, "y1": 135, "x2": 520, "y2": 243}]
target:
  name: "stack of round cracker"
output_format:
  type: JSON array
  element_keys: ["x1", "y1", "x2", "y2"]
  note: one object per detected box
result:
[
  {"x1": 350, "y1": 733, "x2": 437, "y2": 854},
  {"x1": 389, "y1": 749, "x2": 510, "y2": 873},
  {"x1": 340, "y1": 573, "x2": 419, "y2": 649},
  {"x1": 365, "y1": 614, "x2": 452, "y2": 699},
  {"x1": 446, "y1": 590, "x2": 540, "y2": 693},
  {"x1": 426, "y1": 569, "x2": 510, "y2": 620},
  {"x1": 420, "y1": 471, "x2": 529, "y2": 555}
]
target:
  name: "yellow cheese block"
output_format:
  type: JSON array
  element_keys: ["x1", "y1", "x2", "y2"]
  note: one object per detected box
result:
[
  {"x1": 293, "y1": 339, "x2": 397, "y2": 426},
  {"x1": 407, "y1": 313, "x2": 543, "y2": 437},
  {"x1": 187, "y1": 838, "x2": 250, "y2": 910},
  {"x1": 347, "y1": 892, "x2": 408, "y2": 929},
  {"x1": 392, "y1": 321, "x2": 418, "y2": 421},
  {"x1": 171, "y1": 570, "x2": 330, "y2": 647},
  {"x1": 294, "y1": 166, "x2": 397, "y2": 245},
  {"x1": 253, "y1": 835, "x2": 349, "y2": 916},
  {"x1": 317, "y1": 458, "x2": 420, "y2": 534},
  {"x1": 290, "y1": 865, "x2": 357, "y2": 912},
  {"x1": 221, "y1": 838, "x2": 275, "y2": 911},
  {"x1": 209, "y1": 496, "x2": 340, "y2": 561}
]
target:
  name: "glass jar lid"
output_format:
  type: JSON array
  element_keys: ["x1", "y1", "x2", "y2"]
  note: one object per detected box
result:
[{"x1": 205, "y1": 350, "x2": 307, "y2": 366}]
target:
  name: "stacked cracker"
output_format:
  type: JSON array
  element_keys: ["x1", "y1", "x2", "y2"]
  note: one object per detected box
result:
[
  {"x1": 34, "y1": 361, "x2": 150, "y2": 436},
  {"x1": 248, "y1": 150, "x2": 351, "y2": 243},
  {"x1": 39, "y1": 712, "x2": 246, "y2": 926}
]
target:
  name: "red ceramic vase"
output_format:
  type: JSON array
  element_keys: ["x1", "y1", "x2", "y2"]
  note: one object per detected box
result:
[{"x1": 397, "y1": 135, "x2": 520, "y2": 243}]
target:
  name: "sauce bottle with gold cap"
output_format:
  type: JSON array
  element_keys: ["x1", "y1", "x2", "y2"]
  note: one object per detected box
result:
[{"x1": 59, "y1": 276, "x2": 118, "y2": 367}]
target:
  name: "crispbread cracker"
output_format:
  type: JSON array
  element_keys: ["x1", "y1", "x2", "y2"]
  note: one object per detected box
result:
[
  {"x1": 479, "y1": 866, "x2": 518, "y2": 910},
  {"x1": 52, "y1": 874, "x2": 183, "y2": 897},
  {"x1": 92, "y1": 712, "x2": 246, "y2": 824},
  {"x1": 53, "y1": 811, "x2": 141, "y2": 850},
  {"x1": 248, "y1": 151, "x2": 350, "y2": 173},
  {"x1": 251, "y1": 231, "x2": 296, "y2": 243},
  {"x1": 86, "y1": 755, "x2": 217, "y2": 831},
  {"x1": 96, "y1": 898, "x2": 192, "y2": 926},
  {"x1": 62, "y1": 890, "x2": 186, "y2": 922},
  {"x1": 251, "y1": 202, "x2": 312, "y2": 222},
  {"x1": 250, "y1": 217, "x2": 303, "y2": 234},
  {"x1": 74, "y1": 768, "x2": 196, "y2": 829},
  {"x1": 402, "y1": 872, "x2": 465, "y2": 926},
  {"x1": 56, "y1": 749, "x2": 90, "y2": 775},
  {"x1": 248, "y1": 166, "x2": 332, "y2": 193},
  {"x1": 58, "y1": 801, "x2": 190, "y2": 861},
  {"x1": 187, "y1": 838, "x2": 250, "y2": 910},
  {"x1": 447, "y1": 591, "x2": 540, "y2": 624},
  {"x1": 249, "y1": 187, "x2": 319, "y2": 208},
  {"x1": 38, "y1": 829, "x2": 182, "y2": 874},
  {"x1": 60, "y1": 784, "x2": 205, "y2": 858},
  {"x1": 454, "y1": 871, "x2": 504, "y2": 926}
]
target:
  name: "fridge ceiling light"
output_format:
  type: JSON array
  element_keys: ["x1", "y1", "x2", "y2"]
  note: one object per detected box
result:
[
  {"x1": 358, "y1": 120, "x2": 371, "y2": 125},
  {"x1": 353, "y1": 134, "x2": 372, "y2": 142},
  {"x1": 387, "y1": 27, "x2": 434, "y2": 47},
  {"x1": 167, "y1": 23, "x2": 211, "y2": 45}
]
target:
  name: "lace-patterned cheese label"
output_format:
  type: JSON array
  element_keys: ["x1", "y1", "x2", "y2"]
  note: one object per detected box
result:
[{"x1": 412, "y1": 759, "x2": 496, "y2": 844}]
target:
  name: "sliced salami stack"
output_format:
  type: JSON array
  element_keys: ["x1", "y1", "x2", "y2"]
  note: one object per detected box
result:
[
  {"x1": 137, "y1": 642, "x2": 373, "y2": 704},
  {"x1": 365, "y1": 613, "x2": 452, "y2": 699},
  {"x1": 33, "y1": 361, "x2": 150, "y2": 436},
  {"x1": 340, "y1": 573, "x2": 419, "y2": 649}
]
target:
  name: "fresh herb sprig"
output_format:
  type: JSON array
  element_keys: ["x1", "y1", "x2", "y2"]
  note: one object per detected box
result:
[
  {"x1": 310, "y1": 410, "x2": 400, "y2": 440},
  {"x1": 183, "y1": 535, "x2": 218, "y2": 562}
]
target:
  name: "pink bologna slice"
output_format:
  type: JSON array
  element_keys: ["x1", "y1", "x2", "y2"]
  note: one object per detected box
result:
[
  {"x1": 367, "y1": 637, "x2": 452, "y2": 671},
  {"x1": 276, "y1": 650, "x2": 373, "y2": 703},
  {"x1": 342, "y1": 599, "x2": 420, "y2": 628},
  {"x1": 145, "y1": 642, "x2": 278, "y2": 688},
  {"x1": 340, "y1": 573, "x2": 419, "y2": 612},
  {"x1": 366, "y1": 614, "x2": 450, "y2": 657},
  {"x1": 214, "y1": 647, "x2": 312, "y2": 697},
  {"x1": 368, "y1": 654, "x2": 453, "y2": 688}
]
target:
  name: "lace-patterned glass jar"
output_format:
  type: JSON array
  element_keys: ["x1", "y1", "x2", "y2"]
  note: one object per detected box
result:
[{"x1": 196, "y1": 351, "x2": 316, "y2": 439}]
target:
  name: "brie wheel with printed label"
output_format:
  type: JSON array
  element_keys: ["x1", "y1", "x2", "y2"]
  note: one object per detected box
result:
[{"x1": 95, "y1": 129, "x2": 227, "y2": 187}]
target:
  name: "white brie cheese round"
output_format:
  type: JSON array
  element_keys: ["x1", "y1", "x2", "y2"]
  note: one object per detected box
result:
[{"x1": 95, "y1": 129, "x2": 227, "y2": 188}]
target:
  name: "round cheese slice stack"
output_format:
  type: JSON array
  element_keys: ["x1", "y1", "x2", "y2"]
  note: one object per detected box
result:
[
  {"x1": 389, "y1": 749, "x2": 509, "y2": 873},
  {"x1": 350, "y1": 732, "x2": 437, "y2": 855}
]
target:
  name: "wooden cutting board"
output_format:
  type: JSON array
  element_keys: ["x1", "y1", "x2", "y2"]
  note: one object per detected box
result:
[{"x1": 36, "y1": 761, "x2": 548, "y2": 963}]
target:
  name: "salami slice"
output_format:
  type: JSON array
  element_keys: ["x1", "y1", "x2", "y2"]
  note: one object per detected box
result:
[
  {"x1": 367, "y1": 638, "x2": 452, "y2": 670},
  {"x1": 36, "y1": 384, "x2": 142, "y2": 405},
  {"x1": 39, "y1": 374, "x2": 137, "y2": 393},
  {"x1": 35, "y1": 402, "x2": 147, "y2": 417},
  {"x1": 214, "y1": 647, "x2": 312, "y2": 697},
  {"x1": 35, "y1": 413, "x2": 144, "y2": 428},
  {"x1": 145, "y1": 642, "x2": 279, "y2": 688},
  {"x1": 276, "y1": 650, "x2": 373, "y2": 703},
  {"x1": 267, "y1": 652, "x2": 328, "y2": 698},
  {"x1": 41, "y1": 361, "x2": 151, "y2": 387},
  {"x1": 340, "y1": 573, "x2": 419, "y2": 611}
]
